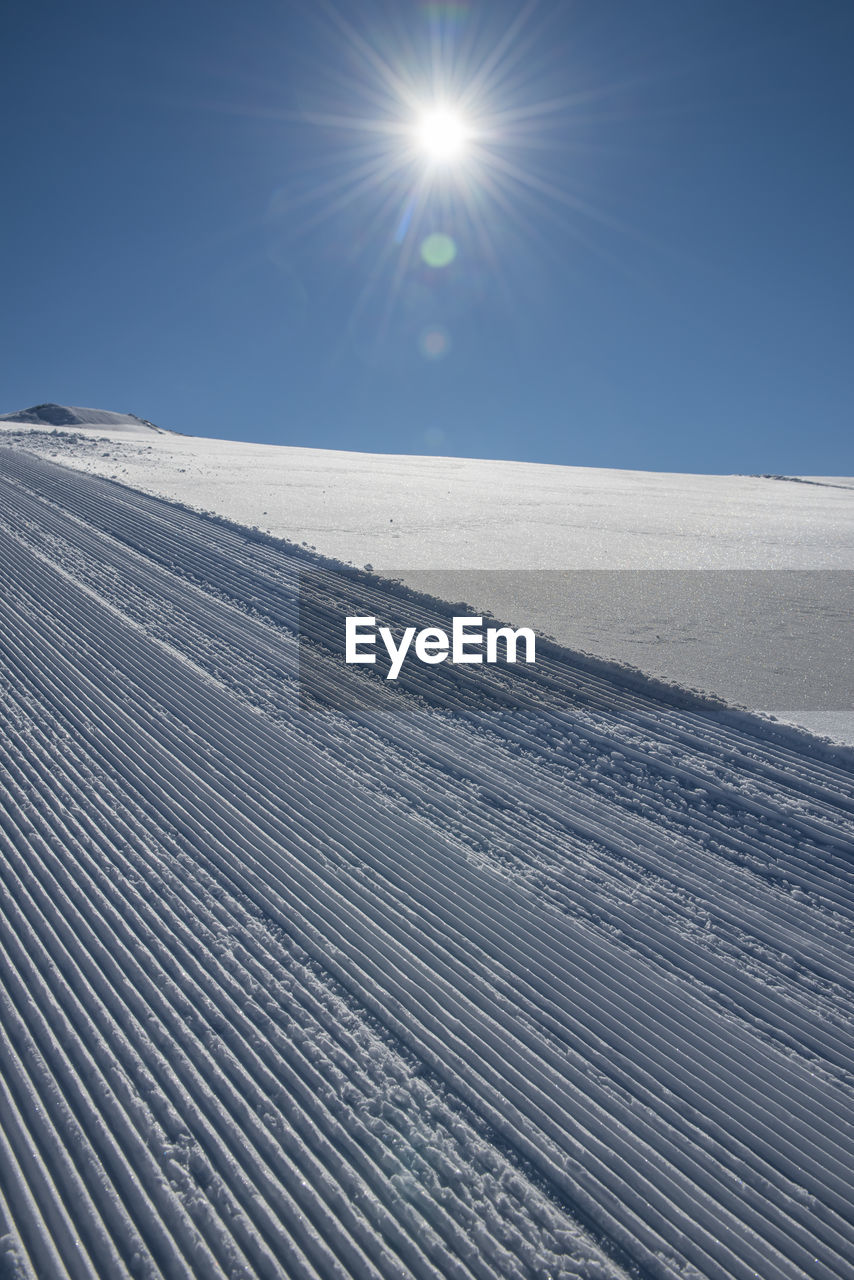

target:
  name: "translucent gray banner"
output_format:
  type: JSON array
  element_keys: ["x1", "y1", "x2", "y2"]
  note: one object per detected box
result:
[
  {"x1": 390, "y1": 569, "x2": 854, "y2": 715},
  {"x1": 296, "y1": 568, "x2": 853, "y2": 742}
]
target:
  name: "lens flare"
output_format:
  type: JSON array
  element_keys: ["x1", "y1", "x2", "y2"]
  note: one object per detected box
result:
[
  {"x1": 419, "y1": 326, "x2": 451, "y2": 358},
  {"x1": 420, "y1": 232, "x2": 457, "y2": 268},
  {"x1": 424, "y1": 425, "x2": 447, "y2": 449}
]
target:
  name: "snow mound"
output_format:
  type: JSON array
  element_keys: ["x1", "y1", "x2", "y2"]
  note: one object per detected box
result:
[{"x1": 0, "y1": 403, "x2": 167, "y2": 432}]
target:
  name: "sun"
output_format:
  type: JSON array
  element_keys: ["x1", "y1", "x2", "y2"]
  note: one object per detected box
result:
[
  {"x1": 278, "y1": 2, "x2": 603, "y2": 334},
  {"x1": 415, "y1": 107, "x2": 471, "y2": 163}
]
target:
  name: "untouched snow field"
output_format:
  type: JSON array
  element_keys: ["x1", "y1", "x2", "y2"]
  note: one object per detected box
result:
[
  {"x1": 1, "y1": 443, "x2": 853, "y2": 1279},
  {"x1": 2, "y1": 420, "x2": 851, "y2": 571},
  {"x1": 2, "y1": 418, "x2": 852, "y2": 739}
]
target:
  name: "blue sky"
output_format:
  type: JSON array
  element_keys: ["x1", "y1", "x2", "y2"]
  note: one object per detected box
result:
[{"x1": 2, "y1": 0, "x2": 852, "y2": 473}]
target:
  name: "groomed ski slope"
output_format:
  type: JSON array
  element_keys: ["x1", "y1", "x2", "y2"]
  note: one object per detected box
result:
[
  {"x1": 5, "y1": 415, "x2": 853, "y2": 741},
  {"x1": 0, "y1": 445, "x2": 853, "y2": 1280}
]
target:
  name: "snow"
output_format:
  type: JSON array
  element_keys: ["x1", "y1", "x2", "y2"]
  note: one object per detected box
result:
[
  {"x1": 1, "y1": 443, "x2": 853, "y2": 1280},
  {"x1": 0, "y1": 403, "x2": 168, "y2": 433},
  {"x1": 2, "y1": 416, "x2": 852, "y2": 742},
  {"x1": 2, "y1": 422, "x2": 851, "y2": 570}
]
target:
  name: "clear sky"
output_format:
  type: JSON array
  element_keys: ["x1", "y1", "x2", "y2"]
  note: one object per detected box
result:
[{"x1": 2, "y1": 0, "x2": 852, "y2": 473}]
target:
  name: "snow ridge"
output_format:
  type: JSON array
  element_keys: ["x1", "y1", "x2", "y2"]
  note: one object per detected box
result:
[
  {"x1": 0, "y1": 447, "x2": 853, "y2": 1280},
  {"x1": 0, "y1": 404, "x2": 166, "y2": 432}
]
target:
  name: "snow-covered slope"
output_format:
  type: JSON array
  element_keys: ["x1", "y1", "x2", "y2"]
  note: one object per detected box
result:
[
  {"x1": 3, "y1": 419, "x2": 852, "y2": 741},
  {"x1": 1, "y1": 421, "x2": 851, "y2": 569},
  {"x1": 1, "y1": 445, "x2": 853, "y2": 1280},
  {"x1": 0, "y1": 402, "x2": 168, "y2": 433}
]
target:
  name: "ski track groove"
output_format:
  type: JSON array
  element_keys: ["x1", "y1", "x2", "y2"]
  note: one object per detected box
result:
[
  {"x1": 0, "y1": 448, "x2": 853, "y2": 1280},
  {"x1": 6, "y1": 471, "x2": 854, "y2": 1018}
]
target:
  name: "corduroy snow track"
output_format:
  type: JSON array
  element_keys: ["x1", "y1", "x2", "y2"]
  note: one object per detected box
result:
[{"x1": 0, "y1": 447, "x2": 852, "y2": 1280}]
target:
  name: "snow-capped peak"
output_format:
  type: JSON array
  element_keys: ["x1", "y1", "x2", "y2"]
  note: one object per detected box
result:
[{"x1": 0, "y1": 403, "x2": 168, "y2": 433}]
